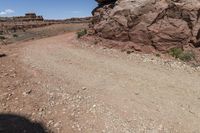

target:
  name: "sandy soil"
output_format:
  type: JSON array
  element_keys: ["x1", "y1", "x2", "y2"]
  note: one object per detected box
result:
[
  {"x1": 1, "y1": 32, "x2": 200, "y2": 133},
  {"x1": 0, "y1": 23, "x2": 88, "y2": 45}
]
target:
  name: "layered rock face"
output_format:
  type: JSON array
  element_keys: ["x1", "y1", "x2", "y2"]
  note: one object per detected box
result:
[
  {"x1": 91, "y1": 0, "x2": 200, "y2": 52},
  {"x1": 13, "y1": 13, "x2": 44, "y2": 22}
]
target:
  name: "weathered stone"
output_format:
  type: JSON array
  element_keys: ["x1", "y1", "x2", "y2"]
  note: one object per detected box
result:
[
  {"x1": 13, "y1": 13, "x2": 44, "y2": 22},
  {"x1": 91, "y1": 0, "x2": 200, "y2": 52}
]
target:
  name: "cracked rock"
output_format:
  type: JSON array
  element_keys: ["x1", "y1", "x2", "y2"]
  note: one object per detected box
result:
[{"x1": 91, "y1": 0, "x2": 200, "y2": 52}]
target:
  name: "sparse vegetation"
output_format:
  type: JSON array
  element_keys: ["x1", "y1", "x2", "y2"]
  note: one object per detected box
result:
[
  {"x1": 77, "y1": 29, "x2": 87, "y2": 38},
  {"x1": 169, "y1": 48, "x2": 183, "y2": 59},
  {"x1": 0, "y1": 35, "x2": 6, "y2": 40},
  {"x1": 156, "y1": 54, "x2": 160, "y2": 57},
  {"x1": 13, "y1": 34, "x2": 18, "y2": 38},
  {"x1": 179, "y1": 51, "x2": 195, "y2": 62},
  {"x1": 169, "y1": 48, "x2": 195, "y2": 62}
]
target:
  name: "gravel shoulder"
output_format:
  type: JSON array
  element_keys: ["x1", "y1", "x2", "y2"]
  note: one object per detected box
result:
[{"x1": 1, "y1": 32, "x2": 200, "y2": 133}]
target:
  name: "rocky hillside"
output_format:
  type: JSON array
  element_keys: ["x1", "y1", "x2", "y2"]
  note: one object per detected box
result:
[{"x1": 91, "y1": 0, "x2": 200, "y2": 53}]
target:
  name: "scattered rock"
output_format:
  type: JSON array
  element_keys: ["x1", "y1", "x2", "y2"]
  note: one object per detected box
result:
[
  {"x1": 22, "y1": 89, "x2": 32, "y2": 96},
  {"x1": 54, "y1": 121, "x2": 61, "y2": 128},
  {"x1": 82, "y1": 87, "x2": 87, "y2": 90},
  {"x1": 47, "y1": 120, "x2": 54, "y2": 127}
]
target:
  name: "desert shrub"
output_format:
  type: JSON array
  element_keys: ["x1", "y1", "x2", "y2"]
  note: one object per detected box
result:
[
  {"x1": 179, "y1": 51, "x2": 195, "y2": 62},
  {"x1": 169, "y1": 48, "x2": 195, "y2": 62},
  {"x1": 0, "y1": 35, "x2": 6, "y2": 40},
  {"x1": 13, "y1": 34, "x2": 18, "y2": 38},
  {"x1": 156, "y1": 54, "x2": 160, "y2": 57},
  {"x1": 169, "y1": 48, "x2": 183, "y2": 59},
  {"x1": 77, "y1": 29, "x2": 87, "y2": 38}
]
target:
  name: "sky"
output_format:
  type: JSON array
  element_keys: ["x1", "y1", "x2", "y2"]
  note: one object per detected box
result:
[{"x1": 0, "y1": 0, "x2": 97, "y2": 19}]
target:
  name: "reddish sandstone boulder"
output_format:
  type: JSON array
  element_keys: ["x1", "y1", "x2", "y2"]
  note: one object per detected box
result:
[{"x1": 91, "y1": 0, "x2": 200, "y2": 52}]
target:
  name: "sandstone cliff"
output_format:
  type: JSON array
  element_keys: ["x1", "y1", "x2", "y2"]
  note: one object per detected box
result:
[{"x1": 91, "y1": 0, "x2": 200, "y2": 52}]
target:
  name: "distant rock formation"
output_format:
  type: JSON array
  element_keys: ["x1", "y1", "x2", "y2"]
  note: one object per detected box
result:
[
  {"x1": 65, "y1": 17, "x2": 92, "y2": 23},
  {"x1": 91, "y1": 0, "x2": 200, "y2": 52},
  {"x1": 0, "y1": 13, "x2": 44, "y2": 22},
  {"x1": 13, "y1": 13, "x2": 44, "y2": 22}
]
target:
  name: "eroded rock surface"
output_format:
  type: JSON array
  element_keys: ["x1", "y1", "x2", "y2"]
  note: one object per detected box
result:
[{"x1": 91, "y1": 0, "x2": 200, "y2": 52}]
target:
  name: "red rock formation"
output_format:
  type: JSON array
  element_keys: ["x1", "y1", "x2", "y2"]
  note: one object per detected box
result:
[
  {"x1": 65, "y1": 17, "x2": 92, "y2": 23},
  {"x1": 13, "y1": 13, "x2": 44, "y2": 22},
  {"x1": 91, "y1": 0, "x2": 200, "y2": 52}
]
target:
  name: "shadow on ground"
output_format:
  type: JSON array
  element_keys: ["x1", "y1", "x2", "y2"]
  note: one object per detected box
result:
[
  {"x1": 0, "y1": 114, "x2": 50, "y2": 133},
  {"x1": 0, "y1": 53, "x2": 6, "y2": 58}
]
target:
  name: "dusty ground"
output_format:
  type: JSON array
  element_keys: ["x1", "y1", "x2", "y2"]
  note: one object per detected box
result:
[
  {"x1": 0, "y1": 23, "x2": 88, "y2": 45},
  {"x1": 1, "y1": 32, "x2": 200, "y2": 133}
]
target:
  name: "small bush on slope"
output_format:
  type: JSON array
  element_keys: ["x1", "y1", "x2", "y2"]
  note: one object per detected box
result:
[
  {"x1": 0, "y1": 35, "x2": 6, "y2": 40},
  {"x1": 13, "y1": 34, "x2": 18, "y2": 38},
  {"x1": 77, "y1": 29, "x2": 87, "y2": 38},
  {"x1": 169, "y1": 48, "x2": 195, "y2": 62}
]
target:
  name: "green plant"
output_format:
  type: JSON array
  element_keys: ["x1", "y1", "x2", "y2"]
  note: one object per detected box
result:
[
  {"x1": 156, "y1": 54, "x2": 160, "y2": 57},
  {"x1": 179, "y1": 51, "x2": 195, "y2": 62},
  {"x1": 169, "y1": 48, "x2": 183, "y2": 59},
  {"x1": 0, "y1": 35, "x2": 6, "y2": 40},
  {"x1": 13, "y1": 34, "x2": 18, "y2": 38},
  {"x1": 77, "y1": 29, "x2": 87, "y2": 38},
  {"x1": 169, "y1": 48, "x2": 195, "y2": 62}
]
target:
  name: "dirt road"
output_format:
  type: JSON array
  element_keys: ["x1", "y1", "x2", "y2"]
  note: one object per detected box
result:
[{"x1": 1, "y1": 32, "x2": 200, "y2": 133}]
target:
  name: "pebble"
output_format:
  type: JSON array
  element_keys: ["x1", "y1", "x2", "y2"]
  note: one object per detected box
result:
[
  {"x1": 38, "y1": 108, "x2": 44, "y2": 112},
  {"x1": 82, "y1": 87, "x2": 87, "y2": 90},
  {"x1": 22, "y1": 89, "x2": 32, "y2": 96},
  {"x1": 47, "y1": 120, "x2": 54, "y2": 127},
  {"x1": 54, "y1": 121, "x2": 61, "y2": 128}
]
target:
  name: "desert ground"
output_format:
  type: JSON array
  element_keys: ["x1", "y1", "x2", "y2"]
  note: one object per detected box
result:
[{"x1": 1, "y1": 24, "x2": 200, "y2": 132}]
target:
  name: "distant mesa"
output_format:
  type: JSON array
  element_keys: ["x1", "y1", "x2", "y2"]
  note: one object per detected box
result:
[
  {"x1": 13, "y1": 13, "x2": 44, "y2": 22},
  {"x1": 0, "y1": 12, "x2": 93, "y2": 24},
  {"x1": 0, "y1": 13, "x2": 43, "y2": 22}
]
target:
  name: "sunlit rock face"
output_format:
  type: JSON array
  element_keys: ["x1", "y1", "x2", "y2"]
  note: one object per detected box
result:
[{"x1": 91, "y1": 0, "x2": 200, "y2": 52}]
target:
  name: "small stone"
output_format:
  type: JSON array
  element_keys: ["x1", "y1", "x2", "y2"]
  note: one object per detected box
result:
[
  {"x1": 135, "y1": 92, "x2": 140, "y2": 95},
  {"x1": 38, "y1": 108, "x2": 44, "y2": 112},
  {"x1": 4, "y1": 73, "x2": 9, "y2": 76},
  {"x1": 82, "y1": 87, "x2": 87, "y2": 90},
  {"x1": 54, "y1": 122, "x2": 60, "y2": 128},
  {"x1": 8, "y1": 93, "x2": 13, "y2": 97},
  {"x1": 47, "y1": 120, "x2": 54, "y2": 127},
  {"x1": 23, "y1": 89, "x2": 32, "y2": 96}
]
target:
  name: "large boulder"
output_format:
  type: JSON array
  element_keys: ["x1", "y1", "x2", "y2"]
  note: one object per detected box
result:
[{"x1": 91, "y1": 0, "x2": 200, "y2": 52}]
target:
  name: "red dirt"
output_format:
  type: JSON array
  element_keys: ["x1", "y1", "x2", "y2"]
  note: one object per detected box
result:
[{"x1": 1, "y1": 32, "x2": 200, "y2": 133}]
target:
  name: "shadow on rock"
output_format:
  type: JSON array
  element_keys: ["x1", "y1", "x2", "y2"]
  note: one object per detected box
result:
[{"x1": 0, "y1": 114, "x2": 50, "y2": 133}]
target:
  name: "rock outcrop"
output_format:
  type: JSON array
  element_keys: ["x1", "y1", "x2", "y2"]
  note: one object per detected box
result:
[
  {"x1": 65, "y1": 17, "x2": 92, "y2": 23},
  {"x1": 91, "y1": 0, "x2": 200, "y2": 52},
  {"x1": 13, "y1": 13, "x2": 44, "y2": 22}
]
